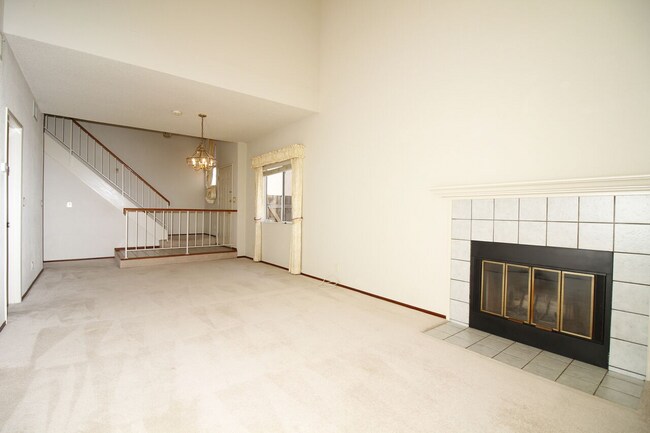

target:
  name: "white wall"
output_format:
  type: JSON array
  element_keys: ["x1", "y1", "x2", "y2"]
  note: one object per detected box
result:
[
  {"x1": 0, "y1": 37, "x2": 44, "y2": 300},
  {"x1": 3, "y1": 0, "x2": 320, "y2": 111},
  {"x1": 260, "y1": 223, "x2": 292, "y2": 268},
  {"x1": 44, "y1": 152, "x2": 124, "y2": 260},
  {"x1": 78, "y1": 122, "x2": 205, "y2": 208},
  {"x1": 246, "y1": 0, "x2": 650, "y2": 315}
]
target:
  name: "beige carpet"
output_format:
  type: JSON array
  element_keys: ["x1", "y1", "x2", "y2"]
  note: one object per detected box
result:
[{"x1": 0, "y1": 258, "x2": 647, "y2": 433}]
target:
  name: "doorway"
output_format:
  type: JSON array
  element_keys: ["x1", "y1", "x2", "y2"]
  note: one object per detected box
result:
[
  {"x1": 217, "y1": 164, "x2": 233, "y2": 245},
  {"x1": 5, "y1": 110, "x2": 23, "y2": 308}
]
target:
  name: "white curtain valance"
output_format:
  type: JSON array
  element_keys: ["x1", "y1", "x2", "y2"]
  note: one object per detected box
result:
[{"x1": 251, "y1": 144, "x2": 304, "y2": 168}]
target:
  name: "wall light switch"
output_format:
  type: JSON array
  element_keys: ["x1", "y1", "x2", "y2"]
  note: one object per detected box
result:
[
  {"x1": 0, "y1": 162, "x2": 7, "y2": 173},
  {"x1": 66, "y1": 202, "x2": 73, "y2": 208}
]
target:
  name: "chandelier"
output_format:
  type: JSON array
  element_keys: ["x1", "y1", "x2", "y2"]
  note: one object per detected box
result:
[{"x1": 186, "y1": 114, "x2": 217, "y2": 171}]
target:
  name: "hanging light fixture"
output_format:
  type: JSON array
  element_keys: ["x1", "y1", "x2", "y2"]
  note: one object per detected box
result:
[{"x1": 186, "y1": 114, "x2": 217, "y2": 171}]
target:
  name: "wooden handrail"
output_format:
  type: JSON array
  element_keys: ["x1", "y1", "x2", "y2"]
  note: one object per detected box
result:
[
  {"x1": 71, "y1": 119, "x2": 171, "y2": 206},
  {"x1": 123, "y1": 207, "x2": 237, "y2": 215}
]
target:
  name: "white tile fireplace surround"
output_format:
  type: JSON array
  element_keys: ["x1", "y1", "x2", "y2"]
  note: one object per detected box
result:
[{"x1": 449, "y1": 194, "x2": 650, "y2": 380}]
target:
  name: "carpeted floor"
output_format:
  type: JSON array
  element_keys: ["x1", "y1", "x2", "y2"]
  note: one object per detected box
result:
[{"x1": 0, "y1": 258, "x2": 648, "y2": 432}]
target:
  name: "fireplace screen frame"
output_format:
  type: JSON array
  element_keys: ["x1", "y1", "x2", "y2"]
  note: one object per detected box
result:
[{"x1": 470, "y1": 241, "x2": 613, "y2": 368}]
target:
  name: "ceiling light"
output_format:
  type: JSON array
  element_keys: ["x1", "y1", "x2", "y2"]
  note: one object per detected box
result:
[
  {"x1": 186, "y1": 114, "x2": 217, "y2": 172},
  {"x1": 171, "y1": 110, "x2": 182, "y2": 116}
]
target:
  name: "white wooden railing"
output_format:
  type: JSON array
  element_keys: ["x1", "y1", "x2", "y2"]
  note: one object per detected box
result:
[
  {"x1": 123, "y1": 208, "x2": 236, "y2": 258},
  {"x1": 44, "y1": 115, "x2": 170, "y2": 208}
]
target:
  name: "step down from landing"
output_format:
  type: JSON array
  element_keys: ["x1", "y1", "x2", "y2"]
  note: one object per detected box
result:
[{"x1": 114, "y1": 246, "x2": 237, "y2": 268}]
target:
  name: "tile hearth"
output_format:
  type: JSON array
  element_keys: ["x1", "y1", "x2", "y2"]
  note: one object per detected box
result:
[{"x1": 425, "y1": 322, "x2": 645, "y2": 409}]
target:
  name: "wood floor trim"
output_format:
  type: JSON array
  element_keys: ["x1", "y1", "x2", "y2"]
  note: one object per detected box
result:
[
  {"x1": 239, "y1": 256, "x2": 446, "y2": 319},
  {"x1": 45, "y1": 257, "x2": 114, "y2": 263},
  {"x1": 117, "y1": 248, "x2": 237, "y2": 261}
]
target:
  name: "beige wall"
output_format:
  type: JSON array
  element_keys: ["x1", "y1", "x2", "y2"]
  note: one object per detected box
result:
[
  {"x1": 246, "y1": 0, "x2": 650, "y2": 315},
  {"x1": 3, "y1": 0, "x2": 320, "y2": 111}
]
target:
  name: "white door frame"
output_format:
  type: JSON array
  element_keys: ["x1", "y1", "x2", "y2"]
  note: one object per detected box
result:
[
  {"x1": 217, "y1": 164, "x2": 233, "y2": 245},
  {"x1": 0, "y1": 111, "x2": 8, "y2": 325},
  {"x1": 6, "y1": 109, "x2": 23, "y2": 306}
]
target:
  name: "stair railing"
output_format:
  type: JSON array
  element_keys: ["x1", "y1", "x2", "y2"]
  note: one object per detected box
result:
[
  {"x1": 44, "y1": 115, "x2": 170, "y2": 208},
  {"x1": 122, "y1": 208, "x2": 237, "y2": 258}
]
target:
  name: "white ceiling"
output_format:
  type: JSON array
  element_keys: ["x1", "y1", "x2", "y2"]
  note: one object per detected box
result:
[{"x1": 6, "y1": 35, "x2": 316, "y2": 143}]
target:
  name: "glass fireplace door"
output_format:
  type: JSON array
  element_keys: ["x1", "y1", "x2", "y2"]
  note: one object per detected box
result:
[
  {"x1": 531, "y1": 268, "x2": 561, "y2": 331},
  {"x1": 481, "y1": 261, "x2": 505, "y2": 316},
  {"x1": 560, "y1": 272, "x2": 595, "y2": 339},
  {"x1": 504, "y1": 264, "x2": 531, "y2": 323}
]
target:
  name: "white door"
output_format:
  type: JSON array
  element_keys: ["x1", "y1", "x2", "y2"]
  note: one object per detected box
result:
[
  {"x1": 6, "y1": 111, "x2": 23, "y2": 306},
  {"x1": 0, "y1": 113, "x2": 8, "y2": 325},
  {"x1": 216, "y1": 165, "x2": 233, "y2": 245}
]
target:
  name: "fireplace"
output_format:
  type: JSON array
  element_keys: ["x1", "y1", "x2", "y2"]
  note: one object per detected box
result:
[{"x1": 470, "y1": 241, "x2": 613, "y2": 368}]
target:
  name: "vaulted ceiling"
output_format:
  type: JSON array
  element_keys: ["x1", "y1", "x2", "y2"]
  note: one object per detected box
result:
[
  {"x1": 7, "y1": 36, "x2": 315, "y2": 143},
  {"x1": 2, "y1": 0, "x2": 321, "y2": 142}
]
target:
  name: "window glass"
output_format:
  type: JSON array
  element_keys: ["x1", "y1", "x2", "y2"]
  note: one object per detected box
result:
[
  {"x1": 263, "y1": 162, "x2": 292, "y2": 223},
  {"x1": 265, "y1": 172, "x2": 284, "y2": 221},
  {"x1": 210, "y1": 167, "x2": 217, "y2": 186}
]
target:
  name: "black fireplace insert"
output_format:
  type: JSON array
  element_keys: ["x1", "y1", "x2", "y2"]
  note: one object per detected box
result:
[{"x1": 469, "y1": 241, "x2": 613, "y2": 368}]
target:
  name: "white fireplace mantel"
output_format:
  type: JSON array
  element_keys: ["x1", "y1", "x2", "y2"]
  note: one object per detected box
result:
[{"x1": 430, "y1": 174, "x2": 650, "y2": 199}]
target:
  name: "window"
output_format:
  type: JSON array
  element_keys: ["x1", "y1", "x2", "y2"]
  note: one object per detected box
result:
[
  {"x1": 210, "y1": 167, "x2": 217, "y2": 186},
  {"x1": 264, "y1": 162, "x2": 292, "y2": 222}
]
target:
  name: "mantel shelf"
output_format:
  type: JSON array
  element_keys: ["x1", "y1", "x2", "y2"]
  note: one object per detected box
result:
[{"x1": 430, "y1": 174, "x2": 650, "y2": 199}]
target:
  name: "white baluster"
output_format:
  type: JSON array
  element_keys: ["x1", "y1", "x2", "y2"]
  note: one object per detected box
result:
[
  {"x1": 186, "y1": 211, "x2": 190, "y2": 255},
  {"x1": 124, "y1": 211, "x2": 128, "y2": 259}
]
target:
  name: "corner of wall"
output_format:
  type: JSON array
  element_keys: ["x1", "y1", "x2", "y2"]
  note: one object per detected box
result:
[{"x1": 236, "y1": 141, "x2": 248, "y2": 255}]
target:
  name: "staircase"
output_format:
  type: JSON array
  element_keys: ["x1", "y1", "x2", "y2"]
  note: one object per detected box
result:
[
  {"x1": 44, "y1": 115, "x2": 237, "y2": 267},
  {"x1": 44, "y1": 115, "x2": 170, "y2": 209}
]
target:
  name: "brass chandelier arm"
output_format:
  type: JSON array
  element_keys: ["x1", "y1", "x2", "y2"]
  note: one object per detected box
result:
[{"x1": 186, "y1": 113, "x2": 218, "y2": 171}]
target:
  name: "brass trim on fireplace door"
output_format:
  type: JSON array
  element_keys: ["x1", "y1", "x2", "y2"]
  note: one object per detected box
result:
[
  {"x1": 531, "y1": 267, "x2": 561, "y2": 331},
  {"x1": 504, "y1": 264, "x2": 532, "y2": 324},
  {"x1": 480, "y1": 261, "x2": 505, "y2": 317},
  {"x1": 559, "y1": 271, "x2": 595, "y2": 340}
]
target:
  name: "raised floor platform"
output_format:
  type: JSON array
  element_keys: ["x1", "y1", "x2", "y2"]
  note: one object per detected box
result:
[{"x1": 114, "y1": 246, "x2": 237, "y2": 268}]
